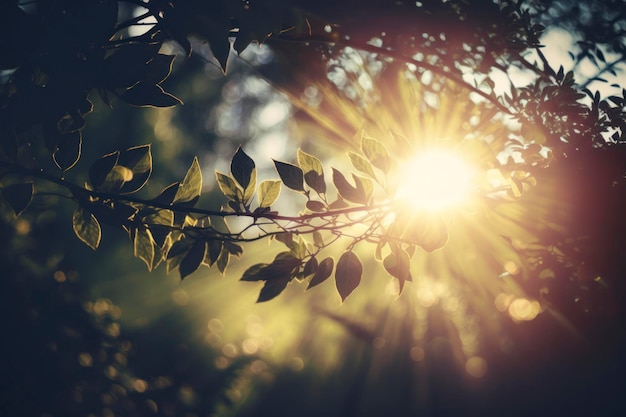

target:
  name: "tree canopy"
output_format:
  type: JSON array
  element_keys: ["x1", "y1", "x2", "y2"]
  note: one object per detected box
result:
[{"x1": 2, "y1": 0, "x2": 626, "y2": 416}]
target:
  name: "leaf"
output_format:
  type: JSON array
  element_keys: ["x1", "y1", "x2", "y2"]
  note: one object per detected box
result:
[
  {"x1": 243, "y1": 168, "x2": 257, "y2": 205},
  {"x1": 274, "y1": 160, "x2": 305, "y2": 192},
  {"x1": 120, "y1": 83, "x2": 183, "y2": 108},
  {"x1": 89, "y1": 151, "x2": 119, "y2": 189},
  {"x1": 179, "y1": 240, "x2": 206, "y2": 280},
  {"x1": 144, "y1": 54, "x2": 176, "y2": 84},
  {"x1": 118, "y1": 144, "x2": 152, "y2": 194},
  {"x1": 257, "y1": 279, "x2": 289, "y2": 303},
  {"x1": 383, "y1": 246, "x2": 412, "y2": 293},
  {"x1": 1, "y1": 183, "x2": 33, "y2": 217},
  {"x1": 335, "y1": 251, "x2": 362, "y2": 301},
  {"x1": 361, "y1": 136, "x2": 391, "y2": 173},
  {"x1": 313, "y1": 231, "x2": 324, "y2": 248},
  {"x1": 348, "y1": 151, "x2": 376, "y2": 178},
  {"x1": 205, "y1": 239, "x2": 222, "y2": 266},
  {"x1": 134, "y1": 227, "x2": 155, "y2": 271},
  {"x1": 306, "y1": 200, "x2": 326, "y2": 212},
  {"x1": 297, "y1": 148, "x2": 323, "y2": 175},
  {"x1": 72, "y1": 207, "x2": 101, "y2": 250},
  {"x1": 240, "y1": 263, "x2": 269, "y2": 281},
  {"x1": 304, "y1": 171, "x2": 326, "y2": 194},
  {"x1": 53, "y1": 131, "x2": 82, "y2": 172},
  {"x1": 215, "y1": 172, "x2": 241, "y2": 202},
  {"x1": 258, "y1": 180, "x2": 282, "y2": 207},
  {"x1": 308, "y1": 257, "x2": 334, "y2": 289},
  {"x1": 154, "y1": 182, "x2": 180, "y2": 205},
  {"x1": 332, "y1": 168, "x2": 367, "y2": 204},
  {"x1": 216, "y1": 249, "x2": 229, "y2": 274},
  {"x1": 224, "y1": 241, "x2": 243, "y2": 257},
  {"x1": 231, "y1": 146, "x2": 255, "y2": 190},
  {"x1": 303, "y1": 257, "x2": 318, "y2": 277},
  {"x1": 174, "y1": 157, "x2": 202, "y2": 205},
  {"x1": 240, "y1": 252, "x2": 300, "y2": 281}
]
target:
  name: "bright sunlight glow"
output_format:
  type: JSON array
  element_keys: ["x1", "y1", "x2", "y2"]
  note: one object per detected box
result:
[{"x1": 396, "y1": 148, "x2": 476, "y2": 211}]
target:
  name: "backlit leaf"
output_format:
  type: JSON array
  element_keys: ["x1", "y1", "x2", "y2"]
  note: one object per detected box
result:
[
  {"x1": 297, "y1": 148, "x2": 323, "y2": 174},
  {"x1": 72, "y1": 207, "x2": 101, "y2": 250},
  {"x1": 361, "y1": 136, "x2": 391, "y2": 173},
  {"x1": 205, "y1": 239, "x2": 222, "y2": 266},
  {"x1": 303, "y1": 257, "x2": 318, "y2": 277},
  {"x1": 258, "y1": 180, "x2": 281, "y2": 207},
  {"x1": 215, "y1": 172, "x2": 241, "y2": 202},
  {"x1": 257, "y1": 279, "x2": 289, "y2": 303},
  {"x1": 304, "y1": 171, "x2": 326, "y2": 194},
  {"x1": 134, "y1": 227, "x2": 155, "y2": 271},
  {"x1": 89, "y1": 151, "x2": 119, "y2": 189},
  {"x1": 306, "y1": 200, "x2": 326, "y2": 212},
  {"x1": 335, "y1": 251, "x2": 362, "y2": 301},
  {"x1": 118, "y1": 144, "x2": 152, "y2": 194},
  {"x1": 405, "y1": 214, "x2": 448, "y2": 252},
  {"x1": 383, "y1": 246, "x2": 412, "y2": 292},
  {"x1": 174, "y1": 157, "x2": 202, "y2": 205},
  {"x1": 53, "y1": 131, "x2": 82, "y2": 172},
  {"x1": 274, "y1": 160, "x2": 305, "y2": 192},
  {"x1": 120, "y1": 83, "x2": 183, "y2": 108},
  {"x1": 348, "y1": 152, "x2": 376, "y2": 179},
  {"x1": 332, "y1": 168, "x2": 367, "y2": 204}
]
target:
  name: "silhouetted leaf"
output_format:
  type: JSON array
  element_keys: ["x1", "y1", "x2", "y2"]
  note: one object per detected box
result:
[
  {"x1": 258, "y1": 180, "x2": 281, "y2": 207},
  {"x1": 335, "y1": 251, "x2": 362, "y2": 301},
  {"x1": 72, "y1": 207, "x2": 101, "y2": 250},
  {"x1": 216, "y1": 249, "x2": 229, "y2": 274},
  {"x1": 304, "y1": 171, "x2": 326, "y2": 194},
  {"x1": 53, "y1": 131, "x2": 82, "y2": 172},
  {"x1": 224, "y1": 241, "x2": 243, "y2": 257},
  {"x1": 118, "y1": 144, "x2": 152, "y2": 194},
  {"x1": 240, "y1": 263, "x2": 269, "y2": 281},
  {"x1": 144, "y1": 54, "x2": 176, "y2": 84},
  {"x1": 308, "y1": 257, "x2": 334, "y2": 289},
  {"x1": 231, "y1": 146, "x2": 255, "y2": 190},
  {"x1": 134, "y1": 227, "x2": 155, "y2": 271},
  {"x1": 205, "y1": 239, "x2": 222, "y2": 266},
  {"x1": 89, "y1": 151, "x2": 119, "y2": 189},
  {"x1": 274, "y1": 160, "x2": 305, "y2": 191},
  {"x1": 1, "y1": 183, "x2": 33, "y2": 217},
  {"x1": 306, "y1": 200, "x2": 326, "y2": 212},
  {"x1": 179, "y1": 240, "x2": 206, "y2": 280},
  {"x1": 332, "y1": 168, "x2": 367, "y2": 204},
  {"x1": 154, "y1": 182, "x2": 180, "y2": 205},
  {"x1": 361, "y1": 136, "x2": 391, "y2": 173},
  {"x1": 303, "y1": 257, "x2": 318, "y2": 277},
  {"x1": 383, "y1": 246, "x2": 412, "y2": 293},
  {"x1": 174, "y1": 157, "x2": 202, "y2": 205},
  {"x1": 257, "y1": 279, "x2": 289, "y2": 303},
  {"x1": 120, "y1": 83, "x2": 183, "y2": 108}
]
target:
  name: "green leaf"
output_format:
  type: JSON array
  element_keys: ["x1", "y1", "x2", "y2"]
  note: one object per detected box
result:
[
  {"x1": 308, "y1": 257, "x2": 334, "y2": 289},
  {"x1": 89, "y1": 151, "x2": 119, "y2": 189},
  {"x1": 348, "y1": 152, "x2": 376, "y2": 179},
  {"x1": 215, "y1": 171, "x2": 241, "y2": 202},
  {"x1": 174, "y1": 157, "x2": 202, "y2": 205},
  {"x1": 353, "y1": 175, "x2": 373, "y2": 203},
  {"x1": 274, "y1": 160, "x2": 305, "y2": 192},
  {"x1": 1, "y1": 183, "x2": 33, "y2": 217},
  {"x1": 134, "y1": 227, "x2": 155, "y2": 271},
  {"x1": 53, "y1": 131, "x2": 82, "y2": 172},
  {"x1": 361, "y1": 136, "x2": 391, "y2": 173},
  {"x1": 297, "y1": 148, "x2": 324, "y2": 175},
  {"x1": 120, "y1": 83, "x2": 183, "y2": 108},
  {"x1": 118, "y1": 144, "x2": 152, "y2": 194},
  {"x1": 231, "y1": 146, "x2": 255, "y2": 190},
  {"x1": 179, "y1": 240, "x2": 206, "y2": 280},
  {"x1": 313, "y1": 231, "x2": 324, "y2": 248},
  {"x1": 72, "y1": 207, "x2": 101, "y2": 250},
  {"x1": 258, "y1": 180, "x2": 281, "y2": 207},
  {"x1": 335, "y1": 251, "x2": 362, "y2": 301}
]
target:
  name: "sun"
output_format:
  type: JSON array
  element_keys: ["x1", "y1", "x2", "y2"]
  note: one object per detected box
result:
[{"x1": 395, "y1": 147, "x2": 477, "y2": 211}]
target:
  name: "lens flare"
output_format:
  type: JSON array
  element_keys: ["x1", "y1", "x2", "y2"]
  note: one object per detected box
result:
[{"x1": 395, "y1": 148, "x2": 477, "y2": 211}]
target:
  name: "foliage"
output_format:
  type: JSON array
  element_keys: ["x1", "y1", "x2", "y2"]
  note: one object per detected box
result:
[{"x1": 1, "y1": 0, "x2": 626, "y2": 309}]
